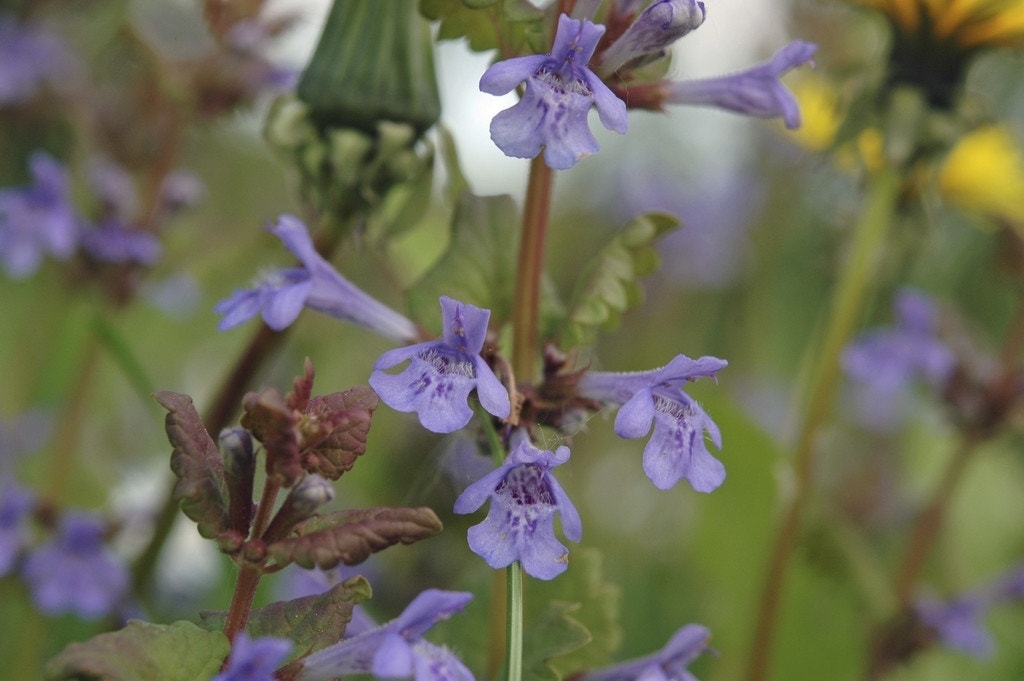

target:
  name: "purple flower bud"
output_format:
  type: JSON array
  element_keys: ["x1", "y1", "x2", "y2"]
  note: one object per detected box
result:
[
  {"x1": 579, "y1": 624, "x2": 712, "y2": 681},
  {"x1": 159, "y1": 169, "x2": 206, "y2": 214},
  {"x1": 297, "y1": 589, "x2": 474, "y2": 681},
  {"x1": 600, "y1": 0, "x2": 706, "y2": 73},
  {"x1": 369, "y1": 296, "x2": 511, "y2": 434},
  {"x1": 579, "y1": 354, "x2": 727, "y2": 491},
  {"x1": 480, "y1": 13, "x2": 628, "y2": 170},
  {"x1": 213, "y1": 632, "x2": 292, "y2": 681},
  {"x1": 665, "y1": 40, "x2": 817, "y2": 129},
  {"x1": 454, "y1": 430, "x2": 581, "y2": 580},
  {"x1": 87, "y1": 157, "x2": 139, "y2": 221},
  {"x1": 22, "y1": 512, "x2": 129, "y2": 619},
  {"x1": 0, "y1": 151, "x2": 80, "y2": 278},
  {"x1": 215, "y1": 215, "x2": 418, "y2": 342}
]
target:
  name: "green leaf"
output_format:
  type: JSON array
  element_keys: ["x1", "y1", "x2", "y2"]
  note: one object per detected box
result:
[
  {"x1": 437, "y1": 125, "x2": 468, "y2": 206},
  {"x1": 154, "y1": 391, "x2": 229, "y2": 540},
  {"x1": 408, "y1": 192, "x2": 520, "y2": 328},
  {"x1": 267, "y1": 506, "x2": 444, "y2": 569},
  {"x1": 522, "y1": 602, "x2": 593, "y2": 681},
  {"x1": 418, "y1": 0, "x2": 543, "y2": 53},
  {"x1": 198, "y1": 577, "x2": 372, "y2": 654},
  {"x1": 562, "y1": 212, "x2": 679, "y2": 347},
  {"x1": 525, "y1": 548, "x2": 624, "y2": 679},
  {"x1": 44, "y1": 620, "x2": 229, "y2": 681}
]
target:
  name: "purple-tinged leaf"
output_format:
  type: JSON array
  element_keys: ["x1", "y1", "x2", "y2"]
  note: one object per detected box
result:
[
  {"x1": 241, "y1": 387, "x2": 303, "y2": 486},
  {"x1": 199, "y1": 577, "x2": 372, "y2": 655},
  {"x1": 268, "y1": 507, "x2": 443, "y2": 570},
  {"x1": 154, "y1": 391, "x2": 229, "y2": 539},
  {"x1": 302, "y1": 386, "x2": 379, "y2": 480},
  {"x1": 43, "y1": 620, "x2": 229, "y2": 681}
]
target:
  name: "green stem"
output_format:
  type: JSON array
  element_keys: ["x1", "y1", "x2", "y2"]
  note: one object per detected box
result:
[
  {"x1": 744, "y1": 167, "x2": 902, "y2": 681},
  {"x1": 511, "y1": 156, "x2": 554, "y2": 382},
  {"x1": 506, "y1": 561, "x2": 524, "y2": 681}
]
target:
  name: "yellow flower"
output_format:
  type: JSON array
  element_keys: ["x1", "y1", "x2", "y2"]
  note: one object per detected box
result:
[
  {"x1": 938, "y1": 125, "x2": 1024, "y2": 225},
  {"x1": 858, "y1": 0, "x2": 1024, "y2": 48},
  {"x1": 786, "y1": 76, "x2": 842, "y2": 152}
]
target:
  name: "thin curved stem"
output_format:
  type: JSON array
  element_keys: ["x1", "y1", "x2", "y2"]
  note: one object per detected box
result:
[{"x1": 744, "y1": 167, "x2": 902, "y2": 681}]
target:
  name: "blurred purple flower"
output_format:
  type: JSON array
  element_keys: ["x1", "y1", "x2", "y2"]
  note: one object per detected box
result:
[
  {"x1": 213, "y1": 633, "x2": 292, "y2": 681},
  {"x1": 224, "y1": 19, "x2": 299, "y2": 94},
  {"x1": 0, "y1": 15, "x2": 73, "y2": 104},
  {"x1": 158, "y1": 169, "x2": 206, "y2": 215},
  {"x1": 480, "y1": 13, "x2": 628, "y2": 169},
  {"x1": 454, "y1": 430, "x2": 581, "y2": 580},
  {"x1": 297, "y1": 589, "x2": 474, "y2": 681},
  {"x1": 80, "y1": 220, "x2": 162, "y2": 265},
  {"x1": 215, "y1": 214, "x2": 418, "y2": 342},
  {"x1": 842, "y1": 288, "x2": 954, "y2": 431},
  {"x1": 22, "y1": 512, "x2": 129, "y2": 619},
  {"x1": 87, "y1": 156, "x2": 139, "y2": 220},
  {"x1": 579, "y1": 624, "x2": 712, "y2": 681},
  {"x1": 369, "y1": 296, "x2": 510, "y2": 434},
  {"x1": 579, "y1": 355, "x2": 727, "y2": 491},
  {"x1": 0, "y1": 483, "x2": 34, "y2": 576},
  {"x1": 600, "y1": 0, "x2": 706, "y2": 73},
  {"x1": 665, "y1": 41, "x2": 817, "y2": 129},
  {"x1": 915, "y1": 560, "x2": 1024, "y2": 659},
  {"x1": 916, "y1": 595, "x2": 994, "y2": 658},
  {"x1": 0, "y1": 151, "x2": 79, "y2": 278}
]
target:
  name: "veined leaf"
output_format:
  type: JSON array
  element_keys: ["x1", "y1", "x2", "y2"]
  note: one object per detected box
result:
[
  {"x1": 44, "y1": 620, "x2": 229, "y2": 681},
  {"x1": 154, "y1": 391, "x2": 229, "y2": 540},
  {"x1": 562, "y1": 212, "x2": 679, "y2": 347},
  {"x1": 267, "y1": 506, "x2": 443, "y2": 569},
  {"x1": 198, "y1": 577, "x2": 372, "y2": 655}
]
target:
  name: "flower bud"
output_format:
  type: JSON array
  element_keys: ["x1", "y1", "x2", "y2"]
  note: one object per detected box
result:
[
  {"x1": 297, "y1": 0, "x2": 441, "y2": 137},
  {"x1": 219, "y1": 428, "x2": 256, "y2": 536}
]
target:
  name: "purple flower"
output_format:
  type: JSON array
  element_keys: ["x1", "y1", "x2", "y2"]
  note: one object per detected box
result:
[
  {"x1": 369, "y1": 296, "x2": 510, "y2": 434},
  {"x1": 665, "y1": 40, "x2": 817, "y2": 129},
  {"x1": 0, "y1": 151, "x2": 79, "y2": 278},
  {"x1": 0, "y1": 484, "x2": 34, "y2": 576},
  {"x1": 0, "y1": 15, "x2": 73, "y2": 105},
  {"x1": 215, "y1": 214, "x2": 418, "y2": 342},
  {"x1": 22, "y1": 512, "x2": 129, "y2": 619},
  {"x1": 843, "y1": 288, "x2": 954, "y2": 431},
  {"x1": 80, "y1": 220, "x2": 162, "y2": 265},
  {"x1": 480, "y1": 13, "x2": 628, "y2": 170},
  {"x1": 914, "y1": 560, "x2": 1024, "y2": 659},
  {"x1": 579, "y1": 624, "x2": 712, "y2": 681},
  {"x1": 916, "y1": 595, "x2": 994, "y2": 658},
  {"x1": 158, "y1": 169, "x2": 206, "y2": 215},
  {"x1": 297, "y1": 589, "x2": 474, "y2": 681},
  {"x1": 579, "y1": 354, "x2": 727, "y2": 492},
  {"x1": 213, "y1": 633, "x2": 292, "y2": 681},
  {"x1": 453, "y1": 431, "x2": 582, "y2": 580},
  {"x1": 600, "y1": 0, "x2": 706, "y2": 73}
]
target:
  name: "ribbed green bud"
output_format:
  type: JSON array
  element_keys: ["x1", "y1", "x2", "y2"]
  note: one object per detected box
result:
[{"x1": 297, "y1": 0, "x2": 441, "y2": 137}]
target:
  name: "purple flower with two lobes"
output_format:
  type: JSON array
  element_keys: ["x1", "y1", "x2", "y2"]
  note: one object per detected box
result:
[
  {"x1": 578, "y1": 354, "x2": 727, "y2": 492},
  {"x1": 600, "y1": 0, "x2": 707, "y2": 73},
  {"x1": 579, "y1": 624, "x2": 712, "y2": 681},
  {"x1": 22, "y1": 512, "x2": 129, "y2": 619},
  {"x1": 480, "y1": 13, "x2": 628, "y2": 170},
  {"x1": 215, "y1": 214, "x2": 419, "y2": 343},
  {"x1": 664, "y1": 40, "x2": 818, "y2": 129},
  {"x1": 454, "y1": 430, "x2": 582, "y2": 580},
  {"x1": 213, "y1": 633, "x2": 292, "y2": 681},
  {"x1": 369, "y1": 296, "x2": 511, "y2": 434},
  {"x1": 0, "y1": 151, "x2": 79, "y2": 279},
  {"x1": 297, "y1": 589, "x2": 474, "y2": 681}
]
